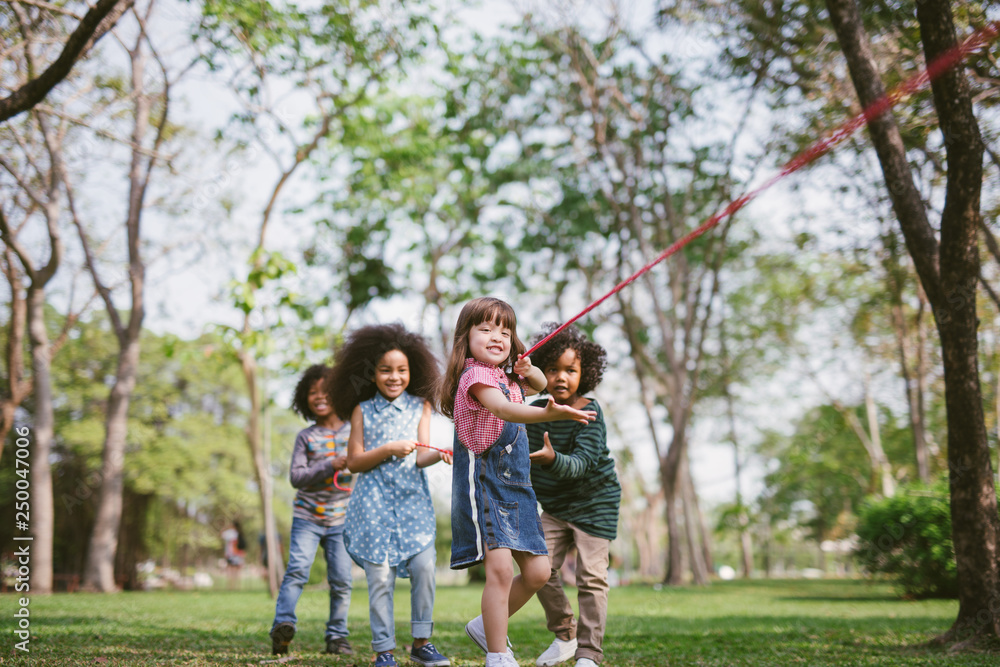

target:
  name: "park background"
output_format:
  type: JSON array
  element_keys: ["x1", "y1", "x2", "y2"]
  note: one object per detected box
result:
[{"x1": 2, "y1": 0, "x2": 1000, "y2": 663}]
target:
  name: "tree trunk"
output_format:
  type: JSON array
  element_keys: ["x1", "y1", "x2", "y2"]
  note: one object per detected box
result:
[
  {"x1": 240, "y1": 353, "x2": 281, "y2": 597},
  {"x1": 914, "y1": 291, "x2": 933, "y2": 464},
  {"x1": 83, "y1": 335, "x2": 141, "y2": 591},
  {"x1": 863, "y1": 372, "x2": 894, "y2": 497},
  {"x1": 0, "y1": 249, "x2": 29, "y2": 456},
  {"x1": 739, "y1": 528, "x2": 754, "y2": 579},
  {"x1": 762, "y1": 524, "x2": 772, "y2": 578},
  {"x1": 82, "y1": 37, "x2": 149, "y2": 592},
  {"x1": 661, "y1": 448, "x2": 684, "y2": 585},
  {"x1": 891, "y1": 300, "x2": 930, "y2": 481},
  {"x1": 885, "y1": 233, "x2": 930, "y2": 480},
  {"x1": 262, "y1": 371, "x2": 284, "y2": 586},
  {"x1": 684, "y1": 451, "x2": 714, "y2": 576},
  {"x1": 114, "y1": 490, "x2": 150, "y2": 591},
  {"x1": 0, "y1": 118, "x2": 65, "y2": 600},
  {"x1": 721, "y1": 311, "x2": 753, "y2": 577},
  {"x1": 681, "y1": 453, "x2": 710, "y2": 584},
  {"x1": 826, "y1": 0, "x2": 999, "y2": 644},
  {"x1": 912, "y1": 0, "x2": 998, "y2": 644},
  {"x1": 26, "y1": 286, "x2": 54, "y2": 594}
]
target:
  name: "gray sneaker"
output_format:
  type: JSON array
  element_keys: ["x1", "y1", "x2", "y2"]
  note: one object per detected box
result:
[{"x1": 465, "y1": 615, "x2": 514, "y2": 658}]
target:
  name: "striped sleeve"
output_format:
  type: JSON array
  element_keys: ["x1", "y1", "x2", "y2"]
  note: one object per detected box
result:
[{"x1": 547, "y1": 415, "x2": 607, "y2": 480}]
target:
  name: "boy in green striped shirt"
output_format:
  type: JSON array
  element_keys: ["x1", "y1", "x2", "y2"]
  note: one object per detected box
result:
[{"x1": 526, "y1": 324, "x2": 622, "y2": 667}]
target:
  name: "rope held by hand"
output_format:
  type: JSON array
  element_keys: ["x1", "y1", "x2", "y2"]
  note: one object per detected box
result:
[
  {"x1": 523, "y1": 21, "x2": 1000, "y2": 359},
  {"x1": 331, "y1": 443, "x2": 453, "y2": 491}
]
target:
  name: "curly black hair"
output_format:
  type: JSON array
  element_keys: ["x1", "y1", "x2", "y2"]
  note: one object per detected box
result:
[
  {"x1": 328, "y1": 323, "x2": 441, "y2": 419},
  {"x1": 528, "y1": 323, "x2": 607, "y2": 397},
  {"x1": 291, "y1": 364, "x2": 332, "y2": 421}
]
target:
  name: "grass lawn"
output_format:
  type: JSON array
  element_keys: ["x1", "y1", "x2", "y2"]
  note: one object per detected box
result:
[{"x1": 2, "y1": 578, "x2": 996, "y2": 665}]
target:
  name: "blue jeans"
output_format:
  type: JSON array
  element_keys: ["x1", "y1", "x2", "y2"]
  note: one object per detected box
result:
[
  {"x1": 361, "y1": 544, "x2": 436, "y2": 652},
  {"x1": 272, "y1": 517, "x2": 353, "y2": 641}
]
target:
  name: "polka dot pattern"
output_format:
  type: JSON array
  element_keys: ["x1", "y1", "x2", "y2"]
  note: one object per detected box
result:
[{"x1": 344, "y1": 391, "x2": 436, "y2": 567}]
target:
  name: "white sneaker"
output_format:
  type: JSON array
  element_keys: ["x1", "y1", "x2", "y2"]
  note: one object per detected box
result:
[
  {"x1": 465, "y1": 615, "x2": 514, "y2": 658},
  {"x1": 536, "y1": 637, "x2": 577, "y2": 666},
  {"x1": 574, "y1": 659, "x2": 598, "y2": 667},
  {"x1": 485, "y1": 651, "x2": 519, "y2": 667}
]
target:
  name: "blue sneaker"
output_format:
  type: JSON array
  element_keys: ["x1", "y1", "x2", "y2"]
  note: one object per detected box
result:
[
  {"x1": 375, "y1": 651, "x2": 398, "y2": 667},
  {"x1": 410, "y1": 642, "x2": 450, "y2": 667}
]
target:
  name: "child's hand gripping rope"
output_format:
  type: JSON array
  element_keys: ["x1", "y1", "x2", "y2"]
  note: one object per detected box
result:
[{"x1": 331, "y1": 443, "x2": 453, "y2": 491}]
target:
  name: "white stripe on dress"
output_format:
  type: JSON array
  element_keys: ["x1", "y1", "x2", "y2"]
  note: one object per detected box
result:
[{"x1": 467, "y1": 453, "x2": 483, "y2": 562}]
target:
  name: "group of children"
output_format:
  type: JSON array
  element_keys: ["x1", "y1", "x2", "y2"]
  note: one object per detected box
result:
[{"x1": 268, "y1": 297, "x2": 622, "y2": 667}]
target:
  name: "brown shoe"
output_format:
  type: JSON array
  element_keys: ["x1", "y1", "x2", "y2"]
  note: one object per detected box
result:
[
  {"x1": 325, "y1": 637, "x2": 354, "y2": 655},
  {"x1": 270, "y1": 622, "x2": 295, "y2": 655}
]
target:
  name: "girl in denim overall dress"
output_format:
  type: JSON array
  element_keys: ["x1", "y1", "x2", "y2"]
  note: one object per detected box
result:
[
  {"x1": 328, "y1": 324, "x2": 453, "y2": 667},
  {"x1": 439, "y1": 298, "x2": 596, "y2": 667}
]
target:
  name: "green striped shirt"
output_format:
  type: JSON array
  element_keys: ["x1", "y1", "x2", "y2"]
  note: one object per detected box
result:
[{"x1": 526, "y1": 398, "x2": 621, "y2": 540}]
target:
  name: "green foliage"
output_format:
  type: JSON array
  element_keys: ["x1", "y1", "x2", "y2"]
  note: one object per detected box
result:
[
  {"x1": 309, "y1": 88, "x2": 531, "y2": 315},
  {"x1": 854, "y1": 478, "x2": 961, "y2": 599},
  {"x1": 756, "y1": 403, "x2": 913, "y2": 543},
  {"x1": 0, "y1": 311, "x2": 307, "y2": 574}
]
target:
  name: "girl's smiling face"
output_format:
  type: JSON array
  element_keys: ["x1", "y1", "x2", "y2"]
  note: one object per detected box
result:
[
  {"x1": 374, "y1": 349, "x2": 410, "y2": 400},
  {"x1": 544, "y1": 348, "x2": 582, "y2": 404},
  {"x1": 468, "y1": 319, "x2": 512, "y2": 367},
  {"x1": 307, "y1": 379, "x2": 334, "y2": 418}
]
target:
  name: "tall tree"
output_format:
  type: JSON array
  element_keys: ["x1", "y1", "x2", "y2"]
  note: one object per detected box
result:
[
  {"x1": 824, "y1": 0, "x2": 998, "y2": 645},
  {"x1": 79, "y1": 0, "x2": 176, "y2": 591},
  {"x1": 0, "y1": 157, "x2": 62, "y2": 595},
  {"x1": 0, "y1": 0, "x2": 87, "y2": 592}
]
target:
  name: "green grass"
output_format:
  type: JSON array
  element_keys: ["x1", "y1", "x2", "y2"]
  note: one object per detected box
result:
[{"x1": 1, "y1": 579, "x2": 996, "y2": 665}]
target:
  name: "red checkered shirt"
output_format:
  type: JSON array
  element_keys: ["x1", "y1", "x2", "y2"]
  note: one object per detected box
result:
[{"x1": 454, "y1": 358, "x2": 524, "y2": 455}]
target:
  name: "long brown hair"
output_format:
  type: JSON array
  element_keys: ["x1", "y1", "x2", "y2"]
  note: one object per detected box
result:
[{"x1": 439, "y1": 297, "x2": 526, "y2": 418}]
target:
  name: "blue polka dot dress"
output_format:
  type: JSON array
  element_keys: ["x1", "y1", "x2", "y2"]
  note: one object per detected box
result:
[{"x1": 344, "y1": 391, "x2": 436, "y2": 571}]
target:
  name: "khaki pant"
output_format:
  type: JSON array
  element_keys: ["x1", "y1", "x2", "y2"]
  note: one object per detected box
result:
[{"x1": 536, "y1": 512, "x2": 611, "y2": 664}]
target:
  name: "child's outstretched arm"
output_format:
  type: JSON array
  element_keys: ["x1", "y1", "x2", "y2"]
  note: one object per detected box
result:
[
  {"x1": 346, "y1": 404, "x2": 418, "y2": 472},
  {"x1": 415, "y1": 400, "x2": 452, "y2": 467},
  {"x1": 471, "y1": 385, "x2": 596, "y2": 425}
]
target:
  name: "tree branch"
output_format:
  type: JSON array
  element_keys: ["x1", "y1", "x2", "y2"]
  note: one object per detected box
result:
[
  {"x1": 0, "y1": 208, "x2": 38, "y2": 281},
  {"x1": 0, "y1": 0, "x2": 136, "y2": 122}
]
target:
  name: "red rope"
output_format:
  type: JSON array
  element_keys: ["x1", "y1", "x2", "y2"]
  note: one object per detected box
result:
[
  {"x1": 415, "y1": 442, "x2": 453, "y2": 455},
  {"x1": 524, "y1": 21, "x2": 1000, "y2": 359}
]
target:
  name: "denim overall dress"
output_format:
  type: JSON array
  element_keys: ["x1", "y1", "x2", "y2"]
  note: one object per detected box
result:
[{"x1": 450, "y1": 372, "x2": 548, "y2": 569}]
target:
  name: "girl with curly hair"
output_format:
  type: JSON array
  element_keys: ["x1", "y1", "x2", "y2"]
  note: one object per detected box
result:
[
  {"x1": 327, "y1": 324, "x2": 451, "y2": 667},
  {"x1": 525, "y1": 323, "x2": 621, "y2": 667}
]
